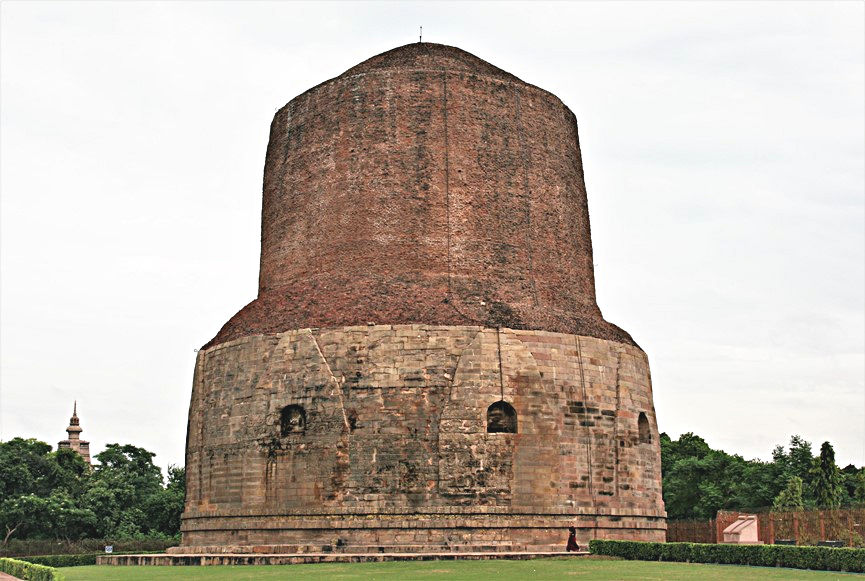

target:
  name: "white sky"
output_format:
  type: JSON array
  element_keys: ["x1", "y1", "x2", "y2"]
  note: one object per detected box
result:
[{"x1": 1, "y1": 1, "x2": 863, "y2": 474}]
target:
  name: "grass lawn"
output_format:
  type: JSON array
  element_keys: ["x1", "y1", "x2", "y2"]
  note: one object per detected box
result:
[{"x1": 61, "y1": 557, "x2": 864, "y2": 580}]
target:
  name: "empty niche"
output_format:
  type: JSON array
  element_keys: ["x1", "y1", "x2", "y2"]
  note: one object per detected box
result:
[
  {"x1": 280, "y1": 405, "x2": 306, "y2": 436},
  {"x1": 638, "y1": 412, "x2": 651, "y2": 444},
  {"x1": 487, "y1": 401, "x2": 517, "y2": 433}
]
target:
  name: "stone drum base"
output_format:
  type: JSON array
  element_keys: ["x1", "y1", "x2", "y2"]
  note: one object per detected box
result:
[{"x1": 180, "y1": 325, "x2": 666, "y2": 552}]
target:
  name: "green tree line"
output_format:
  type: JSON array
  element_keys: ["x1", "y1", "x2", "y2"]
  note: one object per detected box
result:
[
  {"x1": 3, "y1": 432, "x2": 862, "y2": 541},
  {"x1": 661, "y1": 433, "x2": 865, "y2": 520},
  {"x1": 0, "y1": 438, "x2": 183, "y2": 545}
]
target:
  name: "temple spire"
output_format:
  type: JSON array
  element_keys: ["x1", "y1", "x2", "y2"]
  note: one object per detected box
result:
[{"x1": 58, "y1": 402, "x2": 91, "y2": 464}]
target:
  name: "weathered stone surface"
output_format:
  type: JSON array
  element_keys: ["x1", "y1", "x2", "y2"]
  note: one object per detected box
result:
[
  {"x1": 182, "y1": 326, "x2": 664, "y2": 548},
  {"x1": 181, "y1": 43, "x2": 665, "y2": 551}
]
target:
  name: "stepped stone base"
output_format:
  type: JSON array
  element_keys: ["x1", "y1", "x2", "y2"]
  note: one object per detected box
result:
[
  {"x1": 98, "y1": 550, "x2": 590, "y2": 566},
  {"x1": 179, "y1": 510, "x2": 664, "y2": 551},
  {"x1": 167, "y1": 543, "x2": 556, "y2": 555}
]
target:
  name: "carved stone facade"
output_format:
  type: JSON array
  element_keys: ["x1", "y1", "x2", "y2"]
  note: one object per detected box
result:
[{"x1": 179, "y1": 43, "x2": 665, "y2": 551}]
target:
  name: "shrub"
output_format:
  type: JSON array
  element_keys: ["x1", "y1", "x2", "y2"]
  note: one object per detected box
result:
[
  {"x1": 0, "y1": 557, "x2": 63, "y2": 581},
  {"x1": 17, "y1": 554, "x2": 97, "y2": 567},
  {"x1": 2, "y1": 535, "x2": 179, "y2": 557},
  {"x1": 16, "y1": 551, "x2": 163, "y2": 568},
  {"x1": 658, "y1": 541, "x2": 690, "y2": 562},
  {"x1": 588, "y1": 539, "x2": 865, "y2": 573}
]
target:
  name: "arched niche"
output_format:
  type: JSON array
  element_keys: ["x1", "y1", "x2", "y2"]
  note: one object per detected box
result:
[
  {"x1": 280, "y1": 404, "x2": 306, "y2": 436},
  {"x1": 487, "y1": 401, "x2": 517, "y2": 434},
  {"x1": 638, "y1": 412, "x2": 651, "y2": 444}
]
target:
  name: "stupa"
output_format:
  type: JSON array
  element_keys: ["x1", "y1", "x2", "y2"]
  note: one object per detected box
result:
[{"x1": 178, "y1": 43, "x2": 665, "y2": 552}]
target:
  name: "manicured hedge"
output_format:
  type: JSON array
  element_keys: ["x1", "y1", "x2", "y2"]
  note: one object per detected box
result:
[
  {"x1": 16, "y1": 554, "x2": 97, "y2": 567},
  {"x1": 589, "y1": 539, "x2": 865, "y2": 573},
  {"x1": 3, "y1": 536, "x2": 178, "y2": 558},
  {"x1": 16, "y1": 551, "x2": 163, "y2": 568},
  {"x1": 0, "y1": 557, "x2": 64, "y2": 581}
]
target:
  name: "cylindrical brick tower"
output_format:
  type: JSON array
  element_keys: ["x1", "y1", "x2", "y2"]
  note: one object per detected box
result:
[{"x1": 179, "y1": 43, "x2": 665, "y2": 553}]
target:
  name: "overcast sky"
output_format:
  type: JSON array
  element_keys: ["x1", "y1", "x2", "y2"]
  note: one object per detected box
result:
[{"x1": 1, "y1": 1, "x2": 863, "y2": 474}]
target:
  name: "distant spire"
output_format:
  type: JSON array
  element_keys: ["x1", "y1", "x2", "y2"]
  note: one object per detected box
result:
[
  {"x1": 419, "y1": 26, "x2": 422, "y2": 43},
  {"x1": 59, "y1": 401, "x2": 90, "y2": 465}
]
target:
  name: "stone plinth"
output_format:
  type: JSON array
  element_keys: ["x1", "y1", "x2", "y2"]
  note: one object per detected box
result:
[{"x1": 723, "y1": 515, "x2": 761, "y2": 544}]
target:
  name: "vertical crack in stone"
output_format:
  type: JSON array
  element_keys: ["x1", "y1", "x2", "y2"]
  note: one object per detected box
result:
[
  {"x1": 441, "y1": 69, "x2": 452, "y2": 297},
  {"x1": 434, "y1": 358, "x2": 458, "y2": 494},
  {"x1": 496, "y1": 328, "x2": 505, "y2": 402},
  {"x1": 307, "y1": 330, "x2": 351, "y2": 433},
  {"x1": 435, "y1": 329, "x2": 482, "y2": 495},
  {"x1": 513, "y1": 83, "x2": 538, "y2": 307},
  {"x1": 575, "y1": 335, "x2": 595, "y2": 509}
]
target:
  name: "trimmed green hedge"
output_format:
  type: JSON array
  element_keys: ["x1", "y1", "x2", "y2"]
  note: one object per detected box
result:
[
  {"x1": 16, "y1": 554, "x2": 97, "y2": 568},
  {"x1": 589, "y1": 539, "x2": 865, "y2": 573},
  {"x1": 3, "y1": 536, "x2": 179, "y2": 558},
  {"x1": 0, "y1": 557, "x2": 63, "y2": 581},
  {"x1": 16, "y1": 551, "x2": 163, "y2": 568}
]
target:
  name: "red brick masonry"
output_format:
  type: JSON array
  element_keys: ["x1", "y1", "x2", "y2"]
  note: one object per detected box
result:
[{"x1": 206, "y1": 44, "x2": 633, "y2": 349}]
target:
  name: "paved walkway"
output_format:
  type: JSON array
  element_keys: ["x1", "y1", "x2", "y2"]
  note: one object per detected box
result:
[{"x1": 0, "y1": 573, "x2": 22, "y2": 581}]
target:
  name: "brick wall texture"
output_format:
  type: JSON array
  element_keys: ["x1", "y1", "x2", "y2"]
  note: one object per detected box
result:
[
  {"x1": 181, "y1": 44, "x2": 665, "y2": 551},
  {"x1": 206, "y1": 43, "x2": 634, "y2": 349}
]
